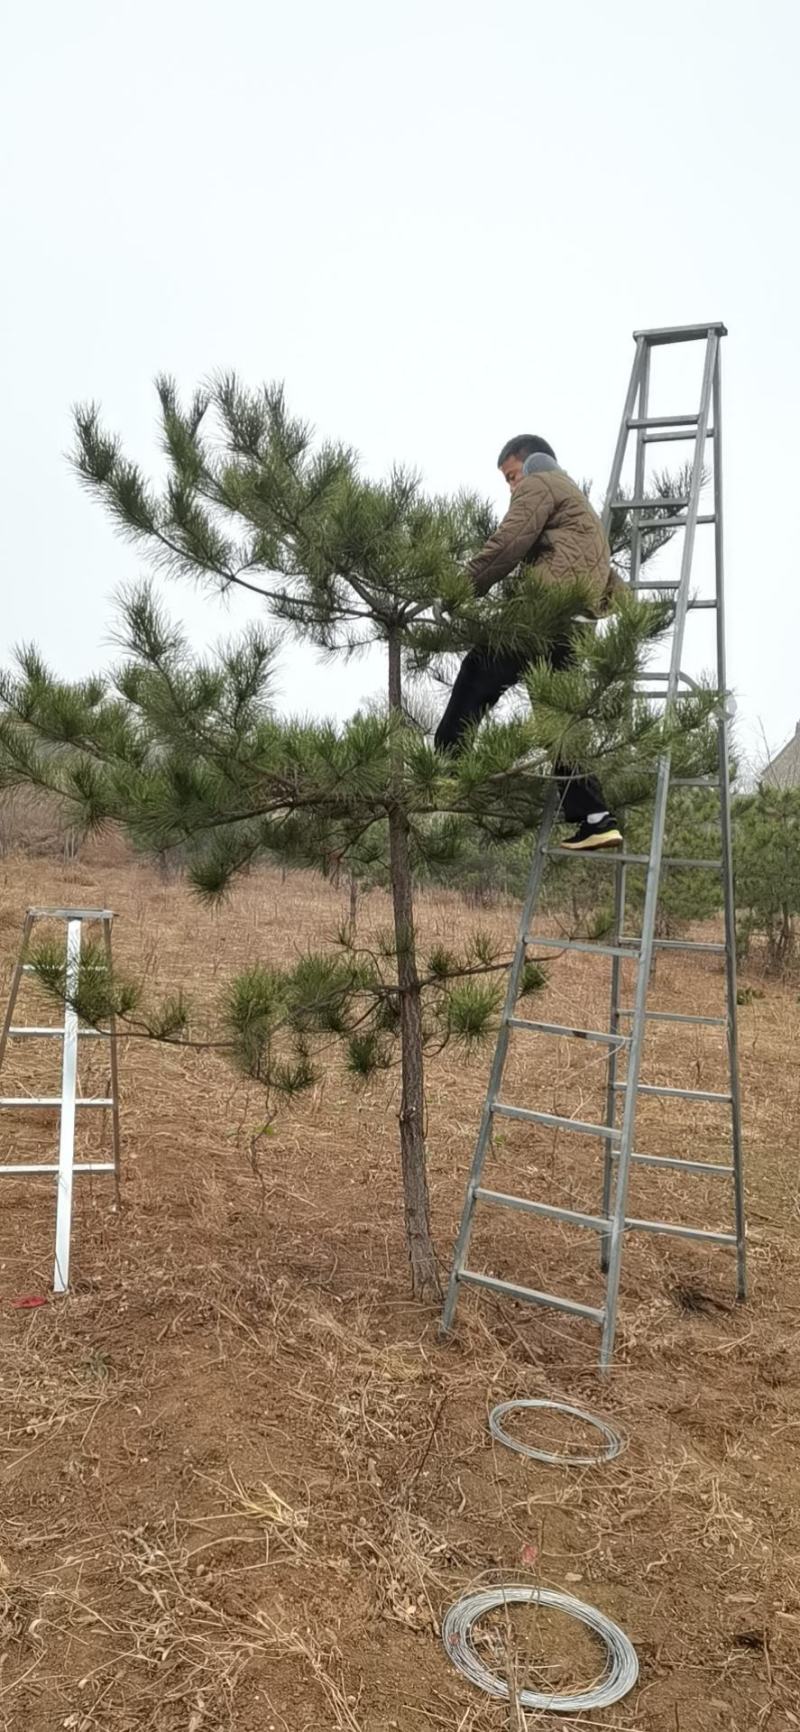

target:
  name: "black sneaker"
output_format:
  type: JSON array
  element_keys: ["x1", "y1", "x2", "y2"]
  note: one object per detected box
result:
[{"x1": 560, "y1": 817, "x2": 623, "y2": 852}]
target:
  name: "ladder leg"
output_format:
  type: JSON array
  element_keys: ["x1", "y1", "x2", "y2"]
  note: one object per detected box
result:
[
  {"x1": 441, "y1": 785, "x2": 560, "y2": 1334},
  {"x1": 0, "y1": 911, "x2": 34, "y2": 1074},
  {"x1": 601, "y1": 757, "x2": 671, "y2": 1367},
  {"x1": 602, "y1": 348, "x2": 650, "y2": 1268},
  {"x1": 720, "y1": 726, "x2": 746, "y2": 1298},
  {"x1": 53, "y1": 919, "x2": 81, "y2": 1294},
  {"x1": 601, "y1": 337, "x2": 647, "y2": 523},
  {"x1": 627, "y1": 346, "x2": 651, "y2": 587},
  {"x1": 712, "y1": 353, "x2": 746, "y2": 1299},
  {"x1": 102, "y1": 916, "x2": 122, "y2": 1209},
  {"x1": 603, "y1": 334, "x2": 718, "y2": 1367},
  {"x1": 600, "y1": 857, "x2": 627, "y2": 1272}
]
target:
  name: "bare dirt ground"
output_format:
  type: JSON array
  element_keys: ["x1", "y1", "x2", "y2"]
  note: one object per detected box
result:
[{"x1": 0, "y1": 847, "x2": 799, "y2": 1732}]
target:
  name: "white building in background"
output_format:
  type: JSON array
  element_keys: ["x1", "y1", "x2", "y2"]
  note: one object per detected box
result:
[{"x1": 763, "y1": 722, "x2": 800, "y2": 790}]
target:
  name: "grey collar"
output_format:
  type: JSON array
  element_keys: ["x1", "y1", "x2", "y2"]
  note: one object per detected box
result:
[{"x1": 523, "y1": 452, "x2": 560, "y2": 476}]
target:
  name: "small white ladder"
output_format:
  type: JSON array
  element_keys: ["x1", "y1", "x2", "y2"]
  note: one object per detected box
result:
[{"x1": 0, "y1": 907, "x2": 121, "y2": 1292}]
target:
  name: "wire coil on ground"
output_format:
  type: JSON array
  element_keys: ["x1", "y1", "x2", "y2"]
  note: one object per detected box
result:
[
  {"x1": 442, "y1": 1584, "x2": 639, "y2": 1714},
  {"x1": 489, "y1": 1398, "x2": 625, "y2": 1467}
]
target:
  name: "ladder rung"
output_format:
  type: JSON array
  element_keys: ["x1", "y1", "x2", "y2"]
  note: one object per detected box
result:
[
  {"x1": 458, "y1": 1268, "x2": 605, "y2": 1324},
  {"x1": 0, "y1": 1096, "x2": 113, "y2": 1108},
  {"x1": 611, "y1": 1082, "x2": 733, "y2": 1103},
  {"x1": 655, "y1": 939, "x2": 725, "y2": 954},
  {"x1": 547, "y1": 848, "x2": 648, "y2": 863},
  {"x1": 547, "y1": 850, "x2": 721, "y2": 869},
  {"x1": 507, "y1": 1017, "x2": 630, "y2": 1048},
  {"x1": 630, "y1": 1152, "x2": 734, "y2": 1177},
  {"x1": 8, "y1": 1026, "x2": 107, "y2": 1038},
  {"x1": 662, "y1": 857, "x2": 721, "y2": 870},
  {"x1": 22, "y1": 965, "x2": 105, "y2": 975},
  {"x1": 493, "y1": 1103, "x2": 620, "y2": 1139},
  {"x1": 526, "y1": 936, "x2": 639, "y2": 960},
  {"x1": 635, "y1": 513, "x2": 716, "y2": 531},
  {"x1": 0, "y1": 1162, "x2": 116, "y2": 1177},
  {"x1": 617, "y1": 1009, "x2": 727, "y2": 1027},
  {"x1": 609, "y1": 496, "x2": 689, "y2": 511},
  {"x1": 671, "y1": 778, "x2": 720, "y2": 789},
  {"x1": 642, "y1": 427, "x2": 715, "y2": 444},
  {"x1": 625, "y1": 1216, "x2": 737, "y2": 1247},
  {"x1": 638, "y1": 671, "x2": 703, "y2": 688},
  {"x1": 475, "y1": 1188, "x2": 611, "y2": 1233},
  {"x1": 635, "y1": 516, "x2": 683, "y2": 532},
  {"x1": 627, "y1": 413, "x2": 699, "y2": 428},
  {"x1": 631, "y1": 585, "x2": 720, "y2": 610},
  {"x1": 619, "y1": 938, "x2": 725, "y2": 954}
]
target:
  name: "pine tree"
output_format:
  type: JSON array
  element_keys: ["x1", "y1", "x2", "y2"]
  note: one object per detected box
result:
[
  {"x1": 0, "y1": 378, "x2": 719, "y2": 1297},
  {"x1": 734, "y1": 786, "x2": 800, "y2": 969}
]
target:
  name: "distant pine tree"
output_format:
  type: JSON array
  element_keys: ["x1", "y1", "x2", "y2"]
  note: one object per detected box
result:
[{"x1": 734, "y1": 786, "x2": 800, "y2": 969}]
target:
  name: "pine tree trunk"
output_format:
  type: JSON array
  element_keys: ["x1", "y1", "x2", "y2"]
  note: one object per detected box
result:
[
  {"x1": 348, "y1": 873, "x2": 359, "y2": 938},
  {"x1": 780, "y1": 903, "x2": 794, "y2": 968},
  {"x1": 387, "y1": 631, "x2": 440, "y2": 1299}
]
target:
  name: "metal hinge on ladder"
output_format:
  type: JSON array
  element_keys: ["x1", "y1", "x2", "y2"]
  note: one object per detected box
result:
[
  {"x1": 0, "y1": 908, "x2": 121, "y2": 1292},
  {"x1": 441, "y1": 321, "x2": 746, "y2": 1370}
]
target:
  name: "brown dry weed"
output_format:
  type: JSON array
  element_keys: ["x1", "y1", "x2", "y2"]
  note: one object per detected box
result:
[{"x1": 0, "y1": 849, "x2": 798, "y2": 1730}]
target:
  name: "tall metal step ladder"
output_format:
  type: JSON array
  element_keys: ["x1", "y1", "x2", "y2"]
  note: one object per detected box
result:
[
  {"x1": 0, "y1": 907, "x2": 121, "y2": 1293},
  {"x1": 441, "y1": 321, "x2": 745, "y2": 1369}
]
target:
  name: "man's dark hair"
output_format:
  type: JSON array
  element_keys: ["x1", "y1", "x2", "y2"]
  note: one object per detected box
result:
[{"x1": 497, "y1": 434, "x2": 556, "y2": 467}]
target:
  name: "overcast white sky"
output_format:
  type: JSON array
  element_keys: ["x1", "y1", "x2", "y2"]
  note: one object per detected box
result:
[{"x1": 2, "y1": 0, "x2": 798, "y2": 768}]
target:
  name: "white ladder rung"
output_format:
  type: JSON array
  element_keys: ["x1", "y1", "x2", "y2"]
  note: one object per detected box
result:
[
  {"x1": 0, "y1": 1096, "x2": 113, "y2": 1108},
  {"x1": 22, "y1": 964, "x2": 105, "y2": 975},
  {"x1": 0, "y1": 1162, "x2": 117, "y2": 1176},
  {"x1": 9, "y1": 1025, "x2": 107, "y2": 1038}
]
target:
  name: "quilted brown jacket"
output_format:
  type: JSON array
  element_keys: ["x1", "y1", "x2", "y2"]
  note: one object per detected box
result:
[{"x1": 467, "y1": 467, "x2": 612, "y2": 613}]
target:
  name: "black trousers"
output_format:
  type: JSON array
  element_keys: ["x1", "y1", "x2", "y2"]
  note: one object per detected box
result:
[{"x1": 434, "y1": 642, "x2": 607, "y2": 824}]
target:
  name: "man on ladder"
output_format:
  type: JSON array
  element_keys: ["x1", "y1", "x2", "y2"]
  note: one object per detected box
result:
[
  {"x1": 441, "y1": 321, "x2": 746, "y2": 1371},
  {"x1": 434, "y1": 433, "x2": 623, "y2": 852}
]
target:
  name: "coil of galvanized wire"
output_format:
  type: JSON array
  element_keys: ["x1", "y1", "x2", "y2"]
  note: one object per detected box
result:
[
  {"x1": 489, "y1": 1398, "x2": 625, "y2": 1467},
  {"x1": 442, "y1": 1584, "x2": 638, "y2": 1714}
]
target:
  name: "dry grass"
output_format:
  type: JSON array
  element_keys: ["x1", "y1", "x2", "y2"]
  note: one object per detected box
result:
[{"x1": 1, "y1": 850, "x2": 799, "y2": 1730}]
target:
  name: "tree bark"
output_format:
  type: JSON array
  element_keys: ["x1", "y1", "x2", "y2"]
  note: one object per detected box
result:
[
  {"x1": 387, "y1": 630, "x2": 440, "y2": 1299},
  {"x1": 348, "y1": 873, "x2": 359, "y2": 938}
]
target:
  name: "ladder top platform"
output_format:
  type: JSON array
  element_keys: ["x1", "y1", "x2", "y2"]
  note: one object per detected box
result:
[{"x1": 633, "y1": 321, "x2": 728, "y2": 345}]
